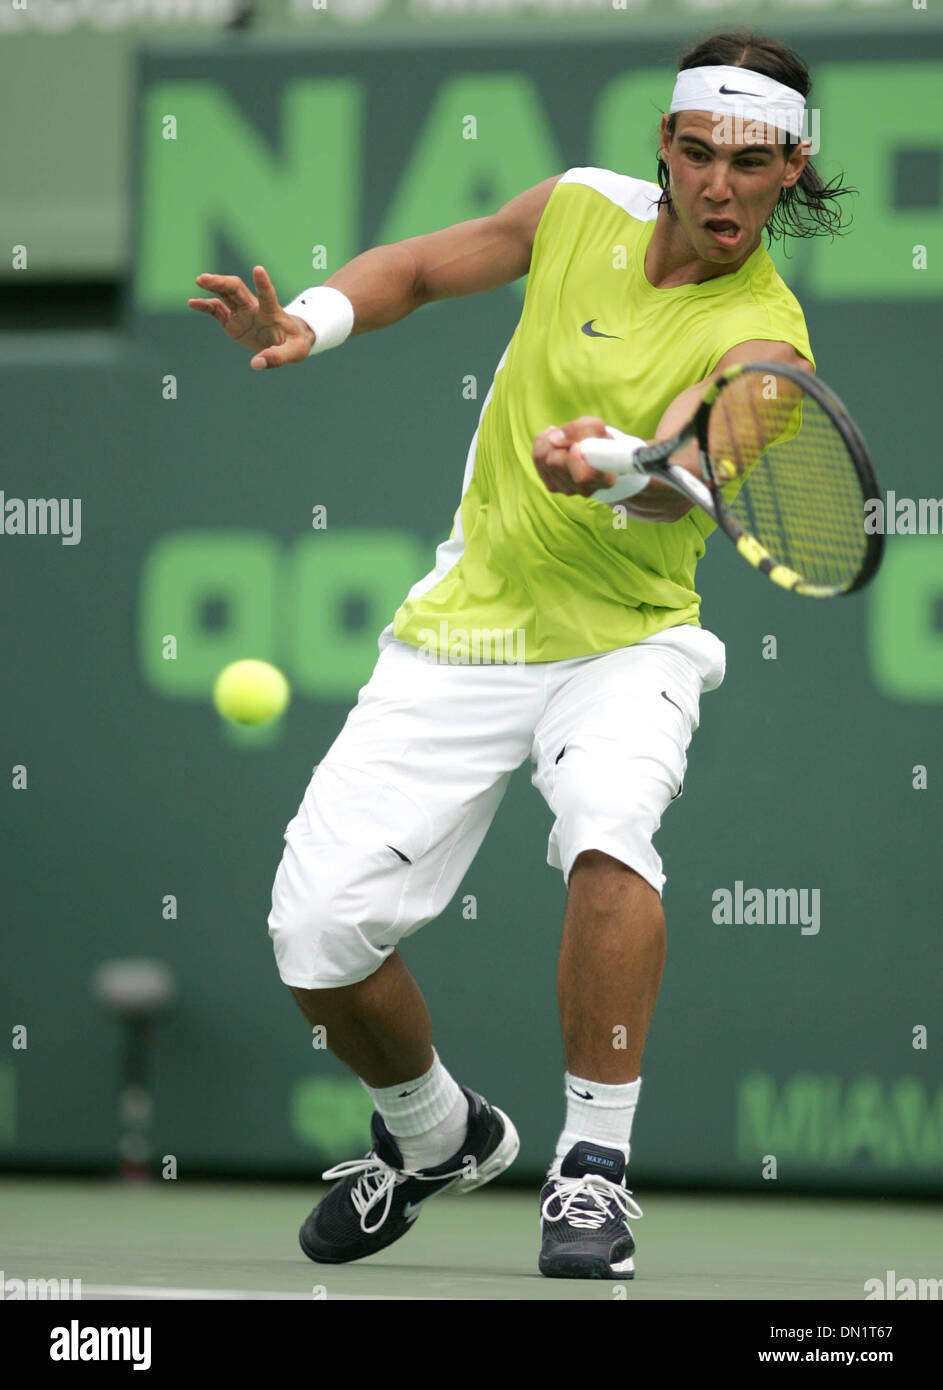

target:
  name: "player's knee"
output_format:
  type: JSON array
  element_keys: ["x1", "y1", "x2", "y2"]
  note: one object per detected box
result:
[
  {"x1": 268, "y1": 839, "x2": 410, "y2": 985},
  {"x1": 557, "y1": 789, "x2": 663, "y2": 852},
  {"x1": 566, "y1": 847, "x2": 666, "y2": 915},
  {"x1": 553, "y1": 776, "x2": 668, "y2": 898},
  {"x1": 571, "y1": 848, "x2": 639, "y2": 875}
]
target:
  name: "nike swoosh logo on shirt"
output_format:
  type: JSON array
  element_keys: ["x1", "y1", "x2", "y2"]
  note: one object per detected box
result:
[{"x1": 581, "y1": 320, "x2": 621, "y2": 340}]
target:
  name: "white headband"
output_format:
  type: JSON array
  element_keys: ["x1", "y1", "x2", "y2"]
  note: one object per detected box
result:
[{"x1": 670, "y1": 65, "x2": 807, "y2": 142}]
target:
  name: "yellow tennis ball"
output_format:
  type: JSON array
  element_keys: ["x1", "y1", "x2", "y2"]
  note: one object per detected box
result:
[{"x1": 213, "y1": 659, "x2": 290, "y2": 726}]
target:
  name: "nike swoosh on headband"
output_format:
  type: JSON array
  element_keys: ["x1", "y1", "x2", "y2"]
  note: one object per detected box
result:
[{"x1": 718, "y1": 83, "x2": 766, "y2": 97}]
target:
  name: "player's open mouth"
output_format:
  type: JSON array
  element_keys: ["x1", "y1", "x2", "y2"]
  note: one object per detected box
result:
[{"x1": 704, "y1": 220, "x2": 742, "y2": 248}]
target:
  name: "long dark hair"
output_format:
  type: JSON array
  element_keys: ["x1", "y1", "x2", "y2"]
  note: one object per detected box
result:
[{"x1": 656, "y1": 31, "x2": 856, "y2": 243}]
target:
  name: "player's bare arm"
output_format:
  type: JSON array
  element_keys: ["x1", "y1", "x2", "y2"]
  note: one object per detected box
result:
[
  {"x1": 187, "y1": 174, "x2": 563, "y2": 369},
  {"x1": 532, "y1": 339, "x2": 813, "y2": 523}
]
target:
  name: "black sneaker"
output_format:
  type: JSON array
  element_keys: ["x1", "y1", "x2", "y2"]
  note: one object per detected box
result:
[
  {"x1": 538, "y1": 1141, "x2": 643, "y2": 1280},
  {"x1": 299, "y1": 1084, "x2": 519, "y2": 1264}
]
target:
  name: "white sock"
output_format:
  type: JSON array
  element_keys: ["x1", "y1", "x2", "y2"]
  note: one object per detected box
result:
[
  {"x1": 362, "y1": 1049, "x2": 469, "y2": 1171},
  {"x1": 550, "y1": 1073, "x2": 642, "y2": 1177}
]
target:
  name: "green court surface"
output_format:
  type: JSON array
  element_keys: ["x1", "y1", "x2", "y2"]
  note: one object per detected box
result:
[{"x1": 1, "y1": 1178, "x2": 940, "y2": 1301}]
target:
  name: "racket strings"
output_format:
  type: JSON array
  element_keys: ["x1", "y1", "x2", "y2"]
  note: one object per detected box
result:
[{"x1": 707, "y1": 373, "x2": 869, "y2": 589}]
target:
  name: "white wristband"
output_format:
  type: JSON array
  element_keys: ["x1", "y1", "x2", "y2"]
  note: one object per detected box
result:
[
  {"x1": 283, "y1": 285, "x2": 355, "y2": 356},
  {"x1": 589, "y1": 428, "x2": 652, "y2": 504}
]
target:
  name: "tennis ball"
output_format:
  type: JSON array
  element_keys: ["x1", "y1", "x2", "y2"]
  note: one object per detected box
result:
[{"x1": 213, "y1": 659, "x2": 290, "y2": 726}]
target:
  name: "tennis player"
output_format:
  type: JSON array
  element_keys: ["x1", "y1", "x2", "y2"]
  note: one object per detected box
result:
[{"x1": 190, "y1": 30, "x2": 851, "y2": 1279}]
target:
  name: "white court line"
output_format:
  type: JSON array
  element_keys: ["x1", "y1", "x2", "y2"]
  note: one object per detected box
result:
[{"x1": 79, "y1": 1284, "x2": 448, "y2": 1301}]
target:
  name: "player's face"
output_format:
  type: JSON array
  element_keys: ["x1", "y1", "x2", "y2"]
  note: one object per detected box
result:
[{"x1": 660, "y1": 111, "x2": 807, "y2": 264}]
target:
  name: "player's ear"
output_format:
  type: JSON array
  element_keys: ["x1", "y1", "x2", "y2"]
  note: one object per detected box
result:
[
  {"x1": 781, "y1": 140, "x2": 810, "y2": 190},
  {"x1": 658, "y1": 112, "x2": 672, "y2": 162}
]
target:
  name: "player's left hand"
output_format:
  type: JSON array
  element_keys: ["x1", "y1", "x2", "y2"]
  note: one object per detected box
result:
[{"x1": 532, "y1": 417, "x2": 618, "y2": 497}]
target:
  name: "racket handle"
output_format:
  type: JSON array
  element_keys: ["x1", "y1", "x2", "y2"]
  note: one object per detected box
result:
[
  {"x1": 581, "y1": 435, "x2": 644, "y2": 475},
  {"x1": 581, "y1": 431, "x2": 650, "y2": 502}
]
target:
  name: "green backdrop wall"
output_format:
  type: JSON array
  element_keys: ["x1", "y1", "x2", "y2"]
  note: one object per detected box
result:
[
  {"x1": 1, "y1": 30, "x2": 941, "y2": 1192},
  {"x1": 2, "y1": 0, "x2": 934, "y2": 276}
]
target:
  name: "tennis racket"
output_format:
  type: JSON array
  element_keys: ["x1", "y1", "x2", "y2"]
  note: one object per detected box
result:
[{"x1": 580, "y1": 361, "x2": 883, "y2": 597}]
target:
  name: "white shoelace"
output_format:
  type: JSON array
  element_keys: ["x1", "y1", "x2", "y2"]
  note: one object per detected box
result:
[
  {"x1": 541, "y1": 1174, "x2": 644, "y2": 1231},
  {"x1": 321, "y1": 1153, "x2": 468, "y2": 1235}
]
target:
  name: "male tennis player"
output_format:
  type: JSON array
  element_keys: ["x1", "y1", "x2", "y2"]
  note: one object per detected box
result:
[{"x1": 190, "y1": 31, "x2": 849, "y2": 1279}]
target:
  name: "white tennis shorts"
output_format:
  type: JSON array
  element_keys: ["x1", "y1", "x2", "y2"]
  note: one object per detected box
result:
[{"x1": 268, "y1": 622, "x2": 725, "y2": 989}]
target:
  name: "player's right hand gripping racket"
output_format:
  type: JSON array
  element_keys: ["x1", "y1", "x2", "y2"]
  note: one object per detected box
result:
[{"x1": 581, "y1": 361, "x2": 884, "y2": 597}]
